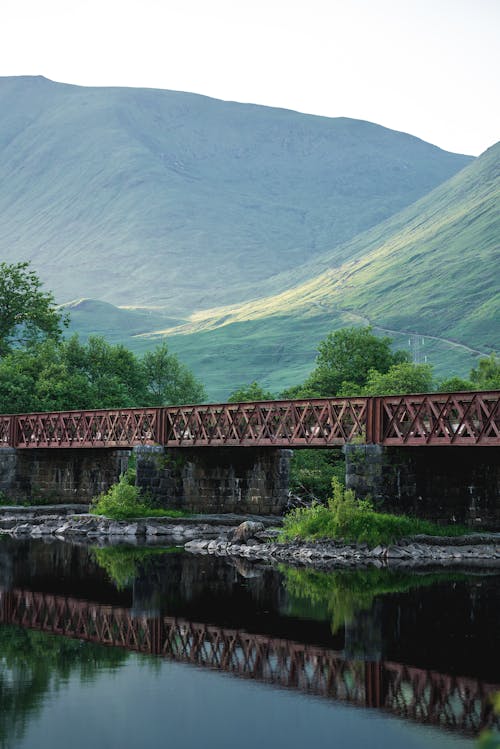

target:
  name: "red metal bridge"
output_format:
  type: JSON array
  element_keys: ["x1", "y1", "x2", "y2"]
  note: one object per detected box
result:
[
  {"x1": 1, "y1": 587, "x2": 498, "y2": 737},
  {"x1": 0, "y1": 390, "x2": 499, "y2": 449}
]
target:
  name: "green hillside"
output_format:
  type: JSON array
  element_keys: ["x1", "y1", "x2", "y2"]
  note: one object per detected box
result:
[
  {"x1": 131, "y1": 142, "x2": 499, "y2": 399},
  {"x1": 0, "y1": 76, "x2": 471, "y2": 316},
  {"x1": 61, "y1": 299, "x2": 184, "y2": 343}
]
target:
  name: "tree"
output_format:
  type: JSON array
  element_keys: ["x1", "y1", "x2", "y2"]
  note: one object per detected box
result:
[
  {"x1": 228, "y1": 381, "x2": 274, "y2": 402},
  {"x1": 437, "y1": 376, "x2": 473, "y2": 392},
  {"x1": 364, "y1": 362, "x2": 434, "y2": 396},
  {"x1": 298, "y1": 326, "x2": 409, "y2": 397},
  {"x1": 0, "y1": 262, "x2": 67, "y2": 357},
  {"x1": 142, "y1": 343, "x2": 206, "y2": 406},
  {"x1": 470, "y1": 353, "x2": 500, "y2": 390}
]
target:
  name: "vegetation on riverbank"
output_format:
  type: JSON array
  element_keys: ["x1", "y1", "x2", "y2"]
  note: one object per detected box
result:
[
  {"x1": 90, "y1": 474, "x2": 188, "y2": 520},
  {"x1": 280, "y1": 478, "x2": 468, "y2": 547}
]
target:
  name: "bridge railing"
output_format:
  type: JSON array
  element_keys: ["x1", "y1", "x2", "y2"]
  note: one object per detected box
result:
[
  {"x1": 1, "y1": 408, "x2": 163, "y2": 448},
  {"x1": 378, "y1": 391, "x2": 500, "y2": 446},
  {"x1": 0, "y1": 391, "x2": 498, "y2": 448},
  {"x1": 163, "y1": 397, "x2": 368, "y2": 447}
]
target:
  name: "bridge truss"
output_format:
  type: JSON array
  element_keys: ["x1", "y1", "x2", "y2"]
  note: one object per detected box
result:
[{"x1": 0, "y1": 391, "x2": 498, "y2": 449}]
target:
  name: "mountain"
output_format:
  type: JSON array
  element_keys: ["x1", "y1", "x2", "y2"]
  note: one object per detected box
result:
[
  {"x1": 137, "y1": 142, "x2": 499, "y2": 399},
  {"x1": 0, "y1": 76, "x2": 472, "y2": 315}
]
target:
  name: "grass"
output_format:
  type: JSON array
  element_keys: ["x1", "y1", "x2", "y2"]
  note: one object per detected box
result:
[
  {"x1": 279, "y1": 478, "x2": 468, "y2": 548},
  {"x1": 90, "y1": 474, "x2": 189, "y2": 520}
]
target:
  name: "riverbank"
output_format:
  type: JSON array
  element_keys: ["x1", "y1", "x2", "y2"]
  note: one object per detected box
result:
[{"x1": 1, "y1": 505, "x2": 499, "y2": 568}]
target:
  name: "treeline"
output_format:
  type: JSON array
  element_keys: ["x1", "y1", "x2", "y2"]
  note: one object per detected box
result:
[
  {"x1": 0, "y1": 262, "x2": 498, "y2": 416},
  {"x1": 0, "y1": 262, "x2": 205, "y2": 413},
  {"x1": 228, "y1": 326, "x2": 500, "y2": 401}
]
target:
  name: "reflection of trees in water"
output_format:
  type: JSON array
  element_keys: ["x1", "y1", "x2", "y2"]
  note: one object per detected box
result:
[
  {"x1": 478, "y1": 692, "x2": 500, "y2": 748},
  {"x1": 0, "y1": 625, "x2": 127, "y2": 749},
  {"x1": 91, "y1": 545, "x2": 179, "y2": 590},
  {"x1": 281, "y1": 566, "x2": 471, "y2": 635}
]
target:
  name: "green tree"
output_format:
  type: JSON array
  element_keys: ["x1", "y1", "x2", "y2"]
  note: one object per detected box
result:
[
  {"x1": 297, "y1": 326, "x2": 409, "y2": 397},
  {"x1": 64, "y1": 335, "x2": 147, "y2": 408},
  {"x1": 228, "y1": 381, "x2": 274, "y2": 402},
  {"x1": 437, "y1": 376, "x2": 474, "y2": 392},
  {"x1": 470, "y1": 353, "x2": 500, "y2": 389},
  {"x1": 142, "y1": 343, "x2": 206, "y2": 406},
  {"x1": 364, "y1": 362, "x2": 434, "y2": 395},
  {"x1": 0, "y1": 261, "x2": 67, "y2": 357}
]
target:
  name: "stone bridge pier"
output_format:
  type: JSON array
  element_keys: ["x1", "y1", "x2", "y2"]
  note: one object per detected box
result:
[
  {"x1": 0, "y1": 448, "x2": 130, "y2": 504},
  {"x1": 134, "y1": 446, "x2": 291, "y2": 515},
  {"x1": 344, "y1": 444, "x2": 500, "y2": 529}
]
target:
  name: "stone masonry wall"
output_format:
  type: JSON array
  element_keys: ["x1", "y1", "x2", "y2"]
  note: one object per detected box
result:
[
  {"x1": 344, "y1": 444, "x2": 500, "y2": 529},
  {"x1": 135, "y1": 446, "x2": 291, "y2": 515},
  {"x1": 0, "y1": 448, "x2": 130, "y2": 504}
]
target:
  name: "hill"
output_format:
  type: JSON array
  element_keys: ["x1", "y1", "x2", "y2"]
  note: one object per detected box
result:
[
  {"x1": 0, "y1": 76, "x2": 471, "y2": 315},
  {"x1": 136, "y1": 142, "x2": 499, "y2": 399},
  {"x1": 61, "y1": 299, "x2": 184, "y2": 343}
]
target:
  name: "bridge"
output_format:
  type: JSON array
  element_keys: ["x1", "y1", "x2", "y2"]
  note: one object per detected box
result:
[
  {"x1": 0, "y1": 390, "x2": 498, "y2": 520},
  {"x1": 1, "y1": 587, "x2": 498, "y2": 738},
  {"x1": 1, "y1": 390, "x2": 499, "y2": 449}
]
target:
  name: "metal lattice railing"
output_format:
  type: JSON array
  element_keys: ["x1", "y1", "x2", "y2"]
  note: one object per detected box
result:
[
  {"x1": 379, "y1": 391, "x2": 500, "y2": 446},
  {"x1": 0, "y1": 391, "x2": 498, "y2": 449},
  {"x1": 164, "y1": 398, "x2": 368, "y2": 447}
]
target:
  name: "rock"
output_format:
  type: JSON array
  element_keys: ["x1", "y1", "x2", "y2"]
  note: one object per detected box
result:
[
  {"x1": 124, "y1": 524, "x2": 139, "y2": 535},
  {"x1": 385, "y1": 546, "x2": 411, "y2": 558},
  {"x1": 229, "y1": 521, "x2": 265, "y2": 545}
]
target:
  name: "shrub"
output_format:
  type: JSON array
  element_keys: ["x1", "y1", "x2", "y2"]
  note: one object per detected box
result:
[
  {"x1": 280, "y1": 477, "x2": 467, "y2": 547},
  {"x1": 90, "y1": 474, "x2": 187, "y2": 520}
]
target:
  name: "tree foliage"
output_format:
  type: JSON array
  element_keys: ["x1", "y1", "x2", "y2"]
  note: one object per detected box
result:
[
  {"x1": 470, "y1": 353, "x2": 500, "y2": 390},
  {"x1": 142, "y1": 343, "x2": 206, "y2": 406},
  {"x1": 363, "y1": 362, "x2": 434, "y2": 396},
  {"x1": 0, "y1": 261, "x2": 67, "y2": 357},
  {"x1": 0, "y1": 336, "x2": 206, "y2": 414},
  {"x1": 228, "y1": 381, "x2": 274, "y2": 403},
  {"x1": 291, "y1": 326, "x2": 409, "y2": 397}
]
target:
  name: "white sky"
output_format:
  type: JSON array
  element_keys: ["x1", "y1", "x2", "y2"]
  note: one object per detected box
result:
[{"x1": 1, "y1": 0, "x2": 498, "y2": 155}]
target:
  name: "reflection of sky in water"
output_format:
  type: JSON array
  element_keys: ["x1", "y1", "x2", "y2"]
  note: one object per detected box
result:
[{"x1": 12, "y1": 656, "x2": 472, "y2": 749}]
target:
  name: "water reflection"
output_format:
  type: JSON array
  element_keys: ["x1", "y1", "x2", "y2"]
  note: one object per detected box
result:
[{"x1": 0, "y1": 538, "x2": 499, "y2": 748}]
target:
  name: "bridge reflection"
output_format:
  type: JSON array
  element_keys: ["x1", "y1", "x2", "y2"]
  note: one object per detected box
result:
[{"x1": 1, "y1": 587, "x2": 498, "y2": 737}]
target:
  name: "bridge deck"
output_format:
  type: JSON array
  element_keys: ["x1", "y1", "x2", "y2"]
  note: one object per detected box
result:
[{"x1": 0, "y1": 391, "x2": 499, "y2": 449}]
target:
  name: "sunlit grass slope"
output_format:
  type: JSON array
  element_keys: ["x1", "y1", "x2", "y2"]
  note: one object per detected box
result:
[{"x1": 137, "y1": 143, "x2": 499, "y2": 399}]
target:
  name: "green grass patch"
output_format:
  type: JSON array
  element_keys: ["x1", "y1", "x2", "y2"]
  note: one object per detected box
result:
[
  {"x1": 90, "y1": 474, "x2": 189, "y2": 520},
  {"x1": 280, "y1": 478, "x2": 468, "y2": 547}
]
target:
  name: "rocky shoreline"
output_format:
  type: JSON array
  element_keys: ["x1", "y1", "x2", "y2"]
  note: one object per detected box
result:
[{"x1": 1, "y1": 506, "x2": 500, "y2": 569}]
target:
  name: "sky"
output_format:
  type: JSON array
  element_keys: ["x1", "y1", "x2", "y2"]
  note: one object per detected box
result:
[{"x1": 1, "y1": 0, "x2": 498, "y2": 156}]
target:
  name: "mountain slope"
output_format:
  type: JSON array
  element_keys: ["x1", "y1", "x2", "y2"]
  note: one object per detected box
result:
[
  {"x1": 135, "y1": 142, "x2": 499, "y2": 398},
  {"x1": 0, "y1": 76, "x2": 472, "y2": 314}
]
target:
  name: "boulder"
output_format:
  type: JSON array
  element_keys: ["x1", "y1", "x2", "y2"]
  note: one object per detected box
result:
[{"x1": 229, "y1": 521, "x2": 265, "y2": 545}]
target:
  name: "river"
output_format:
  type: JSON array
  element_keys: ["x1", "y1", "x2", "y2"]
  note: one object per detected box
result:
[{"x1": 0, "y1": 537, "x2": 498, "y2": 749}]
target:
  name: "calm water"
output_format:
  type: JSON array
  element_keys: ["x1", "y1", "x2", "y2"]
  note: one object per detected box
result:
[{"x1": 0, "y1": 538, "x2": 499, "y2": 749}]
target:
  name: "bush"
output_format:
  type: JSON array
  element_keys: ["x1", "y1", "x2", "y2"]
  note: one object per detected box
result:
[
  {"x1": 90, "y1": 474, "x2": 187, "y2": 520},
  {"x1": 280, "y1": 478, "x2": 467, "y2": 547}
]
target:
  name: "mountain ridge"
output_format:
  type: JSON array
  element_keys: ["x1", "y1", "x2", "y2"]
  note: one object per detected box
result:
[{"x1": 0, "y1": 75, "x2": 472, "y2": 314}]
